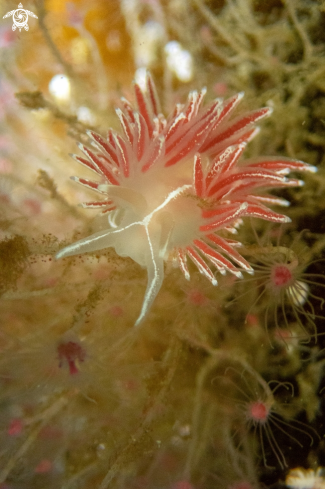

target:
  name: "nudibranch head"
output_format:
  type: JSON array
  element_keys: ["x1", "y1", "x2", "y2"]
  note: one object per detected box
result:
[{"x1": 56, "y1": 72, "x2": 317, "y2": 326}]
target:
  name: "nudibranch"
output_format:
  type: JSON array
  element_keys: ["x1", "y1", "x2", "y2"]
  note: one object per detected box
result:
[{"x1": 56, "y1": 72, "x2": 316, "y2": 326}]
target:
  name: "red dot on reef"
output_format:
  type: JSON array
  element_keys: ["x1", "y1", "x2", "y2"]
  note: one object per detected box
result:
[
  {"x1": 249, "y1": 401, "x2": 269, "y2": 422},
  {"x1": 57, "y1": 341, "x2": 86, "y2": 375},
  {"x1": 187, "y1": 289, "x2": 208, "y2": 306},
  {"x1": 7, "y1": 418, "x2": 23, "y2": 436},
  {"x1": 34, "y1": 459, "x2": 52, "y2": 474},
  {"x1": 0, "y1": 194, "x2": 10, "y2": 204},
  {"x1": 274, "y1": 328, "x2": 292, "y2": 341},
  {"x1": 245, "y1": 314, "x2": 259, "y2": 328},
  {"x1": 0, "y1": 157, "x2": 12, "y2": 173},
  {"x1": 213, "y1": 82, "x2": 228, "y2": 96},
  {"x1": 123, "y1": 379, "x2": 139, "y2": 391},
  {"x1": 109, "y1": 305, "x2": 124, "y2": 317},
  {"x1": 172, "y1": 481, "x2": 194, "y2": 489},
  {"x1": 39, "y1": 425, "x2": 64, "y2": 439},
  {"x1": 271, "y1": 264, "x2": 293, "y2": 287},
  {"x1": 23, "y1": 198, "x2": 42, "y2": 215}
]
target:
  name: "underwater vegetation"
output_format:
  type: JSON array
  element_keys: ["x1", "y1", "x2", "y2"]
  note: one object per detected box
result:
[{"x1": 1, "y1": 0, "x2": 325, "y2": 488}]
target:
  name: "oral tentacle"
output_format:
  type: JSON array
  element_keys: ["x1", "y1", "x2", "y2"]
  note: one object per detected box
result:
[
  {"x1": 134, "y1": 225, "x2": 165, "y2": 327},
  {"x1": 55, "y1": 223, "x2": 138, "y2": 260}
]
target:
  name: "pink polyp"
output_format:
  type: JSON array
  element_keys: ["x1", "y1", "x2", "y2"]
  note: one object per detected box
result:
[
  {"x1": 57, "y1": 341, "x2": 86, "y2": 376},
  {"x1": 271, "y1": 264, "x2": 293, "y2": 287},
  {"x1": 249, "y1": 401, "x2": 269, "y2": 423},
  {"x1": 7, "y1": 418, "x2": 23, "y2": 436}
]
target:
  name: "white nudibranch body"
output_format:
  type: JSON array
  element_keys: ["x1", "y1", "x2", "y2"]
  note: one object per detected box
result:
[{"x1": 56, "y1": 72, "x2": 317, "y2": 326}]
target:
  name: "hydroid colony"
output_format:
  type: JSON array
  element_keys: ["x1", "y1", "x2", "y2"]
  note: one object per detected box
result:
[{"x1": 1, "y1": 1, "x2": 325, "y2": 488}]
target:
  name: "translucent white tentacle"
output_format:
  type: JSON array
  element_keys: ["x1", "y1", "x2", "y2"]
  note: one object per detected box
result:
[
  {"x1": 55, "y1": 223, "x2": 138, "y2": 260},
  {"x1": 134, "y1": 226, "x2": 165, "y2": 327}
]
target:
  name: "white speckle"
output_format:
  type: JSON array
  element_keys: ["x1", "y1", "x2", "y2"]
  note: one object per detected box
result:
[
  {"x1": 164, "y1": 41, "x2": 193, "y2": 82},
  {"x1": 287, "y1": 281, "x2": 309, "y2": 306},
  {"x1": 135, "y1": 67, "x2": 148, "y2": 91},
  {"x1": 77, "y1": 106, "x2": 96, "y2": 125},
  {"x1": 106, "y1": 30, "x2": 122, "y2": 52},
  {"x1": 136, "y1": 21, "x2": 165, "y2": 66},
  {"x1": 49, "y1": 74, "x2": 71, "y2": 102}
]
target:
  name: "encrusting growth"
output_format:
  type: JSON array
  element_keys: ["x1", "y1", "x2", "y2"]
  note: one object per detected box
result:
[{"x1": 56, "y1": 72, "x2": 316, "y2": 325}]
